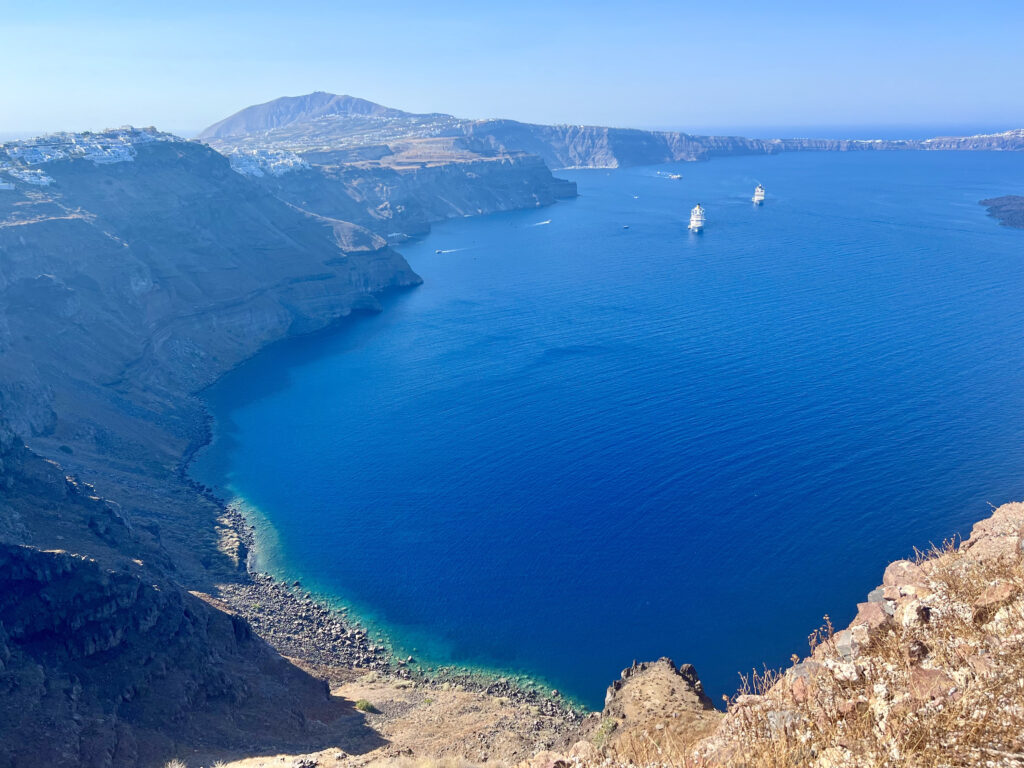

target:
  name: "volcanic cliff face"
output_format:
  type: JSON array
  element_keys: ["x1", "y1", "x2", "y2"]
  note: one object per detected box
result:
[
  {"x1": 0, "y1": 137, "x2": 418, "y2": 422},
  {"x1": 0, "y1": 131, "x2": 426, "y2": 764},
  {"x1": 461, "y1": 120, "x2": 776, "y2": 168},
  {"x1": 0, "y1": 541, "x2": 377, "y2": 768},
  {"x1": 0, "y1": 409, "x2": 392, "y2": 768},
  {"x1": 250, "y1": 150, "x2": 578, "y2": 237},
  {"x1": 0, "y1": 133, "x2": 420, "y2": 578}
]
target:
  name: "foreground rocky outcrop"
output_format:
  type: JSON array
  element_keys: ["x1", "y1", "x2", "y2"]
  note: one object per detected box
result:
[
  {"x1": 690, "y1": 502, "x2": 1024, "y2": 767},
  {"x1": 583, "y1": 658, "x2": 721, "y2": 761}
]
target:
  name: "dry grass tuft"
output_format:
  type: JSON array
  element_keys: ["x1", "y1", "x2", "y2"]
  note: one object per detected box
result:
[{"x1": 364, "y1": 758, "x2": 484, "y2": 768}]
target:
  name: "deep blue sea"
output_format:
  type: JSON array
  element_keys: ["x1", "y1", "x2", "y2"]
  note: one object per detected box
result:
[{"x1": 192, "y1": 151, "x2": 1024, "y2": 709}]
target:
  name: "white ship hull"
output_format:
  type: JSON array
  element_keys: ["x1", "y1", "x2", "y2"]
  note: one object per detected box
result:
[{"x1": 688, "y1": 204, "x2": 705, "y2": 232}]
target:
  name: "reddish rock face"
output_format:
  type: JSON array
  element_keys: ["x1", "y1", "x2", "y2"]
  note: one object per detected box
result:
[
  {"x1": 882, "y1": 561, "x2": 931, "y2": 598},
  {"x1": 854, "y1": 601, "x2": 892, "y2": 631},
  {"x1": 522, "y1": 750, "x2": 569, "y2": 768},
  {"x1": 975, "y1": 580, "x2": 1017, "y2": 608},
  {"x1": 967, "y1": 654, "x2": 996, "y2": 677},
  {"x1": 973, "y1": 580, "x2": 1018, "y2": 625},
  {"x1": 837, "y1": 698, "x2": 868, "y2": 716},
  {"x1": 909, "y1": 668, "x2": 956, "y2": 701},
  {"x1": 962, "y1": 502, "x2": 1024, "y2": 559},
  {"x1": 790, "y1": 675, "x2": 811, "y2": 704}
]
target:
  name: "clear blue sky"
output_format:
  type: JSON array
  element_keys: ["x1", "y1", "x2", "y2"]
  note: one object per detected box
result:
[{"x1": 4, "y1": 0, "x2": 1023, "y2": 138}]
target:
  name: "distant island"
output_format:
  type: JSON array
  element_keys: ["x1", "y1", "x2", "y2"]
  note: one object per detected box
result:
[
  {"x1": 198, "y1": 91, "x2": 1024, "y2": 172},
  {"x1": 980, "y1": 195, "x2": 1024, "y2": 228}
]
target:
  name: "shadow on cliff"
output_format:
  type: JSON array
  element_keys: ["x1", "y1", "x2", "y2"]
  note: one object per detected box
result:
[
  {"x1": 0, "y1": 541, "x2": 389, "y2": 768},
  {"x1": 191, "y1": 284, "x2": 422, "y2": 493},
  {"x1": 203, "y1": 284, "x2": 421, "y2": 413},
  {"x1": 183, "y1": 692, "x2": 389, "y2": 768}
]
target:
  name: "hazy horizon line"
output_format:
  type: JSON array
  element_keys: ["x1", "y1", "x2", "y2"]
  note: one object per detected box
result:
[{"x1": 1, "y1": 120, "x2": 1020, "y2": 145}]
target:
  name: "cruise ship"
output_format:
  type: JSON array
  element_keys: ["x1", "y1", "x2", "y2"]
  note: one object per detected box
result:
[
  {"x1": 688, "y1": 203, "x2": 706, "y2": 233},
  {"x1": 752, "y1": 184, "x2": 766, "y2": 204}
]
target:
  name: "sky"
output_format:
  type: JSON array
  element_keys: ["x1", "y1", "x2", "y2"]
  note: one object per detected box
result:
[{"x1": 3, "y1": 0, "x2": 1023, "y2": 139}]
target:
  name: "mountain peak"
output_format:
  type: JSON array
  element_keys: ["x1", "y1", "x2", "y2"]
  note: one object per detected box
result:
[{"x1": 197, "y1": 92, "x2": 410, "y2": 140}]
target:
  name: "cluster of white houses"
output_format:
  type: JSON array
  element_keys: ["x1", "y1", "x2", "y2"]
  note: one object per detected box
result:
[
  {"x1": 0, "y1": 127, "x2": 182, "y2": 189},
  {"x1": 225, "y1": 147, "x2": 310, "y2": 177},
  {"x1": 0, "y1": 166, "x2": 54, "y2": 186}
]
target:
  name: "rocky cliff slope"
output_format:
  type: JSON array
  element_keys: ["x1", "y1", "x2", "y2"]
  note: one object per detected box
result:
[
  {"x1": 0, "y1": 539, "x2": 374, "y2": 768},
  {"x1": 0, "y1": 129, "x2": 419, "y2": 572},
  {"x1": 198, "y1": 94, "x2": 579, "y2": 238},
  {"x1": 0, "y1": 410, "x2": 395, "y2": 767},
  {"x1": 0, "y1": 128, "x2": 430, "y2": 765},
  {"x1": 235, "y1": 140, "x2": 577, "y2": 237}
]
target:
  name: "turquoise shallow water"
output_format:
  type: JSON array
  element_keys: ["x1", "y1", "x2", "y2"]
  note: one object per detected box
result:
[{"x1": 192, "y1": 151, "x2": 1024, "y2": 709}]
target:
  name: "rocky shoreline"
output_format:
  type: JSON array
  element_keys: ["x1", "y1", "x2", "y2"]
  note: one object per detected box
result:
[
  {"x1": 175, "y1": 300, "x2": 587, "y2": 725},
  {"x1": 212, "y1": 496, "x2": 586, "y2": 722}
]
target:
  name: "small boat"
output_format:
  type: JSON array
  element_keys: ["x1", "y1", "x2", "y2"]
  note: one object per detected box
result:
[
  {"x1": 435, "y1": 249, "x2": 443, "y2": 254},
  {"x1": 669, "y1": 173, "x2": 682, "y2": 180},
  {"x1": 688, "y1": 203, "x2": 706, "y2": 233},
  {"x1": 623, "y1": 225, "x2": 630, "y2": 229},
  {"x1": 752, "y1": 184, "x2": 766, "y2": 205}
]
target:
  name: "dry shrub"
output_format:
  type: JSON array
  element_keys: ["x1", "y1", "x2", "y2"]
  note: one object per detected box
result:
[
  {"x1": 611, "y1": 718, "x2": 715, "y2": 767},
  {"x1": 364, "y1": 758, "x2": 484, "y2": 768}
]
